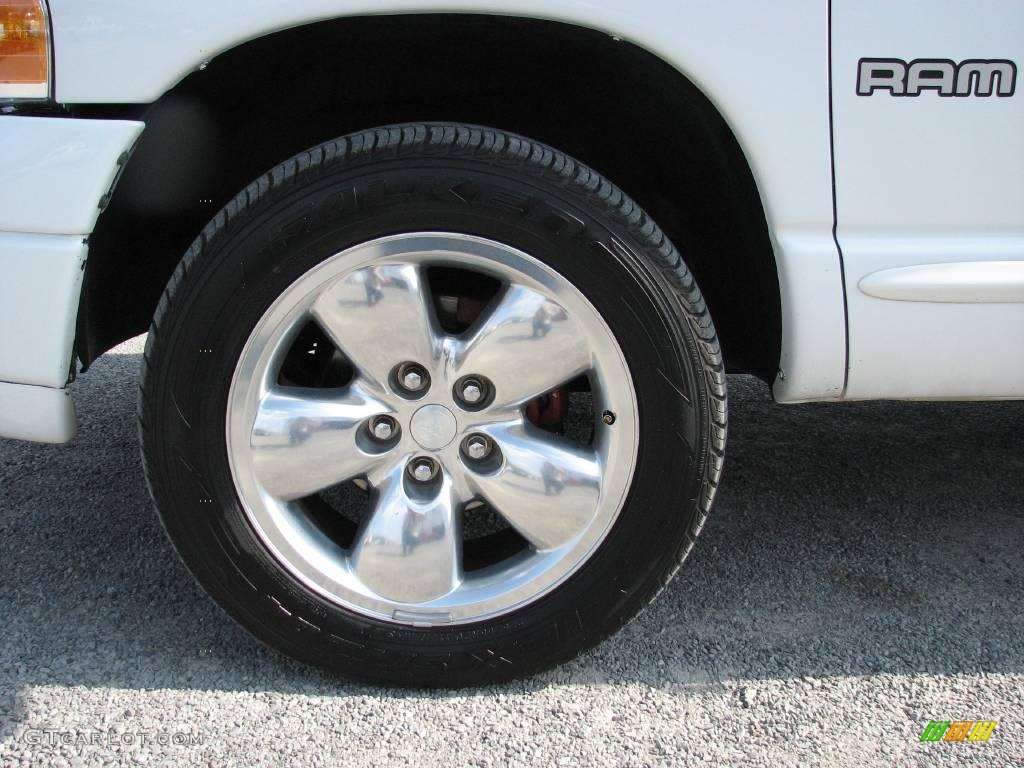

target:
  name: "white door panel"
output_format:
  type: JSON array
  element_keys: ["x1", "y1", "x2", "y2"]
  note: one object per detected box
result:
[
  {"x1": 842, "y1": 235, "x2": 1024, "y2": 399},
  {"x1": 832, "y1": 0, "x2": 1024, "y2": 399}
]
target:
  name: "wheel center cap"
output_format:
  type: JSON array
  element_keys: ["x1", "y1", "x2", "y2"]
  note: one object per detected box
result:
[{"x1": 410, "y1": 404, "x2": 458, "y2": 450}]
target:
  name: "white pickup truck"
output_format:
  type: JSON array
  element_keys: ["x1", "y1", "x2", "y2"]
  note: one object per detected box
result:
[{"x1": 1, "y1": 1, "x2": 1021, "y2": 686}]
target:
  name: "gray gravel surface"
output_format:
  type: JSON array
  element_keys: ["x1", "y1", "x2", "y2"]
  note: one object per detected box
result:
[{"x1": 2, "y1": 335, "x2": 1022, "y2": 767}]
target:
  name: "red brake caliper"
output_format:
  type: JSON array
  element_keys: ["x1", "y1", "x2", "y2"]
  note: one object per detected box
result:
[{"x1": 526, "y1": 387, "x2": 568, "y2": 427}]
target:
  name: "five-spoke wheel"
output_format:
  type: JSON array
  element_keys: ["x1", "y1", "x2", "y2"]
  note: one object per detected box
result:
[{"x1": 227, "y1": 233, "x2": 638, "y2": 623}]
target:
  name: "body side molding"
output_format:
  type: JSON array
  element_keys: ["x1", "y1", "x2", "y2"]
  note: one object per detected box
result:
[{"x1": 859, "y1": 260, "x2": 1024, "y2": 303}]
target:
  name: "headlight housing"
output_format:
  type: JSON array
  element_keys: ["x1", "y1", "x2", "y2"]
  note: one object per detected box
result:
[{"x1": 0, "y1": 0, "x2": 51, "y2": 101}]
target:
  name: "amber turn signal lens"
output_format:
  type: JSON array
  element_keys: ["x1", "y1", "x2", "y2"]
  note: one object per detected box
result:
[{"x1": 0, "y1": 0, "x2": 49, "y2": 99}]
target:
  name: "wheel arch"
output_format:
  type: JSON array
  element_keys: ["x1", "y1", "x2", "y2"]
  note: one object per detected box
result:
[{"x1": 76, "y1": 13, "x2": 781, "y2": 379}]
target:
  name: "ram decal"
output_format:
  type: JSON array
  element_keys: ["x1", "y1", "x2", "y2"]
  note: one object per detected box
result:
[{"x1": 857, "y1": 58, "x2": 1017, "y2": 97}]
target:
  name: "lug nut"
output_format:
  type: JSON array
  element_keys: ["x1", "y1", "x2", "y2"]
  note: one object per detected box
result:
[
  {"x1": 460, "y1": 380, "x2": 483, "y2": 404},
  {"x1": 455, "y1": 376, "x2": 491, "y2": 408},
  {"x1": 464, "y1": 435, "x2": 491, "y2": 461},
  {"x1": 396, "y1": 362, "x2": 429, "y2": 395},
  {"x1": 409, "y1": 458, "x2": 437, "y2": 482},
  {"x1": 370, "y1": 416, "x2": 395, "y2": 441}
]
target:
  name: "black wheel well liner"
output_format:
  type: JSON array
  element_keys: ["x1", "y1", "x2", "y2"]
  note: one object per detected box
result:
[{"x1": 76, "y1": 14, "x2": 781, "y2": 380}]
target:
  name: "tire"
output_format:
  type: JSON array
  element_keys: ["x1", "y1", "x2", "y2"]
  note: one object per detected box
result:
[{"x1": 140, "y1": 123, "x2": 726, "y2": 687}]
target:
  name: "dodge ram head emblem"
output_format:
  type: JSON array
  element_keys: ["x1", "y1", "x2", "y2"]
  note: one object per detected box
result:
[{"x1": 857, "y1": 58, "x2": 1017, "y2": 97}]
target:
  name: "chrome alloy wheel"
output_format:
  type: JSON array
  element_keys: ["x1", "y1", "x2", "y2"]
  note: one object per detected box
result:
[{"x1": 227, "y1": 233, "x2": 638, "y2": 625}]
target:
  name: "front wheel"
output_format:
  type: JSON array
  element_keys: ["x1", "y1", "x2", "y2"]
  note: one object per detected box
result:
[{"x1": 140, "y1": 124, "x2": 726, "y2": 686}]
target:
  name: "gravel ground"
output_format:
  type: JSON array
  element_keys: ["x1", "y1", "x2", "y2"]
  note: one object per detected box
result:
[{"x1": 1, "y1": 335, "x2": 1022, "y2": 767}]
